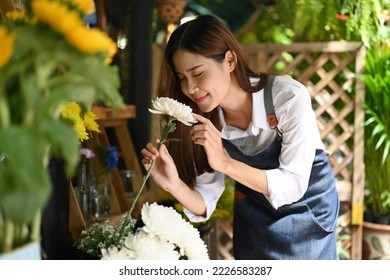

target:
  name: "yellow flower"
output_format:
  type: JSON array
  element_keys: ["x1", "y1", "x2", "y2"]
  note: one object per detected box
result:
[
  {"x1": 74, "y1": 116, "x2": 89, "y2": 141},
  {"x1": 62, "y1": 102, "x2": 100, "y2": 141},
  {"x1": 31, "y1": 0, "x2": 84, "y2": 34},
  {"x1": 83, "y1": 111, "x2": 100, "y2": 133},
  {"x1": 6, "y1": 10, "x2": 27, "y2": 22},
  {"x1": 68, "y1": 0, "x2": 95, "y2": 15},
  {"x1": 6, "y1": 10, "x2": 37, "y2": 25},
  {"x1": 31, "y1": 0, "x2": 116, "y2": 63},
  {"x1": 62, "y1": 101, "x2": 81, "y2": 120},
  {"x1": 65, "y1": 26, "x2": 117, "y2": 64},
  {"x1": 0, "y1": 26, "x2": 15, "y2": 68}
]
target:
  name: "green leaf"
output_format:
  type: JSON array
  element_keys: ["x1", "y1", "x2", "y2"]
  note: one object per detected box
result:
[
  {"x1": 0, "y1": 127, "x2": 51, "y2": 224},
  {"x1": 41, "y1": 119, "x2": 80, "y2": 177},
  {"x1": 382, "y1": 141, "x2": 390, "y2": 165},
  {"x1": 375, "y1": 134, "x2": 387, "y2": 150},
  {"x1": 371, "y1": 236, "x2": 385, "y2": 254},
  {"x1": 67, "y1": 57, "x2": 124, "y2": 108},
  {"x1": 363, "y1": 116, "x2": 376, "y2": 126}
]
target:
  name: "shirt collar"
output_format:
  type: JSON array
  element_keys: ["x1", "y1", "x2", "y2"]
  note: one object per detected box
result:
[
  {"x1": 252, "y1": 89, "x2": 268, "y2": 130},
  {"x1": 219, "y1": 88, "x2": 268, "y2": 139}
]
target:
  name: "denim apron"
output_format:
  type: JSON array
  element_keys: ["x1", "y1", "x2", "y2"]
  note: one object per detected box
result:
[{"x1": 222, "y1": 76, "x2": 340, "y2": 260}]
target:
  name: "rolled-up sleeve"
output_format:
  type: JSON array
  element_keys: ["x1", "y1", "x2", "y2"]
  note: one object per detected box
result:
[
  {"x1": 265, "y1": 79, "x2": 320, "y2": 209},
  {"x1": 183, "y1": 171, "x2": 225, "y2": 223}
]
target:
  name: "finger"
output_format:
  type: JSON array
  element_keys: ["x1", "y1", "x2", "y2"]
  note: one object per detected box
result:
[
  {"x1": 191, "y1": 113, "x2": 220, "y2": 135},
  {"x1": 191, "y1": 124, "x2": 220, "y2": 145},
  {"x1": 192, "y1": 136, "x2": 207, "y2": 147},
  {"x1": 141, "y1": 158, "x2": 152, "y2": 166},
  {"x1": 141, "y1": 144, "x2": 159, "y2": 161},
  {"x1": 158, "y1": 144, "x2": 172, "y2": 161},
  {"x1": 146, "y1": 143, "x2": 159, "y2": 156},
  {"x1": 141, "y1": 148, "x2": 154, "y2": 160},
  {"x1": 192, "y1": 113, "x2": 209, "y2": 124},
  {"x1": 141, "y1": 158, "x2": 152, "y2": 170},
  {"x1": 191, "y1": 129, "x2": 207, "y2": 142}
]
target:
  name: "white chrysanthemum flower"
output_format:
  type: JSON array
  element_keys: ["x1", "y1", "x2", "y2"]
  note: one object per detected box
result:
[
  {"x1": 126, "y1": 231, "x2": 180, "y2": 260},
  {"x1": 100, "y1": 203, "x2": 209, "y2": 260},
  {"x1": 101, "y1": 246, "x2": 128, "y2": 260},
  {"x1": 102, "y1": 231, "x2": 180, "y2": 260},
  {"x1": 141, "y1": 202, "x2": 209, "y2": 260},
  {"x1": 148, "y1": 97, "x2": 198, "y2": 126}
]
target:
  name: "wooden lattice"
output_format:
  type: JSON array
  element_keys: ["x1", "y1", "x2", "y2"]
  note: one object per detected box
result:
[{"x1": 215, "y1": 42, "x2": 365, "y2": 260}]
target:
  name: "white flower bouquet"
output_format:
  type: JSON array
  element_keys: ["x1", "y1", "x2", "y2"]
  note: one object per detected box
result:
[{"x1": 101, "y1": 203, "x2": 209, "y2": 260}]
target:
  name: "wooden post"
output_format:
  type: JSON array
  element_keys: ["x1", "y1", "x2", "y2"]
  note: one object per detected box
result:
[{"x1": 350, "y1": 44, "x2": 366, "y2": 260}]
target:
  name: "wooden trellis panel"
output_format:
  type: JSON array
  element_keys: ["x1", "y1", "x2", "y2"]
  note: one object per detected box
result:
[{"x1": 215, "y1": 42, "x2": 365, "y2": 260}]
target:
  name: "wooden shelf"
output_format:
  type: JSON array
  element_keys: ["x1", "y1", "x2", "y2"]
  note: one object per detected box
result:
[
  {"x1": 91, "y1": 105, "x2": 136, "y2": 120},
  {"x1": 69, "y1": 104, "x2": 157, "y2": 241}
]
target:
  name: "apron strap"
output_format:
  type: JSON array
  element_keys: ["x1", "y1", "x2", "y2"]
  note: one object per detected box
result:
[{"x1": 264, "y1": 75, "x2": 282, "y2": 138}]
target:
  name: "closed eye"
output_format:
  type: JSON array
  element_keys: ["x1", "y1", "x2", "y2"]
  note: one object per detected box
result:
[
  {"x1": 177, "y1": 73, "x2": 202, "y2": 81},
  {"x1": 177, "y1": 75, "x2": 186, "y2": 81}
]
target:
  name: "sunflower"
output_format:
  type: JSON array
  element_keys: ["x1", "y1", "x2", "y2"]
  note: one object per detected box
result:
[{"x1": 0, "y1": 26, "x2": 15, "y2": 68}]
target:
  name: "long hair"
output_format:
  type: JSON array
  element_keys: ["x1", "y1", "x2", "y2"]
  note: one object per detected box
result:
[{"x1": 157, "y1": 15, "x2": 268, "y2": 188}]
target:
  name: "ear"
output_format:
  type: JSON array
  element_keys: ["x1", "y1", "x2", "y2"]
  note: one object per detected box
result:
[{"x1": 225, "y1": 50, "x2": 237, "y2": 72}]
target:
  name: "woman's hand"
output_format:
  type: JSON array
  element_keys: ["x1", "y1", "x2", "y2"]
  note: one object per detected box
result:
[
  {"x1": 141, "y1": 141, "x2": 207, "y2": 216},
  {"x1": 190, "y1": 113, "x2": 229, "y2": 172},
  {"x1": 141, "y1": 141, "x2": 180, "y2": 193}
]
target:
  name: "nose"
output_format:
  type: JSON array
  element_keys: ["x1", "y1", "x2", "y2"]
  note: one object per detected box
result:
[{"x1": 187, "y1": 80, "x2": 199, "y2": 95}]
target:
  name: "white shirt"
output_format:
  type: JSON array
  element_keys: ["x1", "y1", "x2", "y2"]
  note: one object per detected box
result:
[{"x1": 184, "y1": 75, "x2": 325, "y2": 222}]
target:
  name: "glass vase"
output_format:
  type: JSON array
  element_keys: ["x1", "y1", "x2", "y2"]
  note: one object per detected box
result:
[
  {"x1": 99, "y1": 176, "x2": 111, "y2": 215},
  {"x1": 75, "y1": 163, "x2": 90, "y2": 220}
]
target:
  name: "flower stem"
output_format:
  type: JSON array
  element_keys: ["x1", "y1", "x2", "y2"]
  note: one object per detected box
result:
[
  {"x1": 0, "y1": 89, "x2": 10, "y2": 128},
  {"x1": 129, "y1": 160, "x2": 155, "y2": 219},
  {"x1": 31, "y1": 211, "x2": 42, "y2": 243},
  {"x1": 117, "y1": 117, "x2": 175, "y2": 243},
  {"x1": 3, "y1": 219, "x2": 14, "y2": 253},
  {"x1": 117, "y1": 161, "x2": 155, "y2": 242}
]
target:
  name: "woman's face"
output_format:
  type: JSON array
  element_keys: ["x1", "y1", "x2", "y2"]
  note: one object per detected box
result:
[{"x1": 172, "y1": 49, "x2": 234, "y2": 113}]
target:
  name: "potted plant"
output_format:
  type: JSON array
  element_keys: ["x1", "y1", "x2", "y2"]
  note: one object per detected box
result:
[
  {"x1": 0, "y1": 0, "x2": 124, "y2": 259},
  {"x1": 362, "y1": 44, "x2": 390, "y2": 260}
]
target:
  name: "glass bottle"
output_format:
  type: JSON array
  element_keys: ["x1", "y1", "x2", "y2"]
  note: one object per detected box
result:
[
  {"x1": 98, "y1": 176, "x2": 111, "y2": 215},
  {"x1": 88, "y1": 175, "x2": 102, "y2": 220},
  {"x1": 76, "y1": 163, "x2": 90, "y2": 220},
  {"x1": 120, "y1": 169, "x2": 136, "y2": 197}
]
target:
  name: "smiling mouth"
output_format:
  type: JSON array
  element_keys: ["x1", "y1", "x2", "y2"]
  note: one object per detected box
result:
[{"x1": 194, "y1": 95, "x2": 208, "y2": 103}]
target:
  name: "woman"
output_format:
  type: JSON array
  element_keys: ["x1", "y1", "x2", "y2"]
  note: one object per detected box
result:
[{"x1": 141, "y1": 15, "x2": 339, "y2": 259}]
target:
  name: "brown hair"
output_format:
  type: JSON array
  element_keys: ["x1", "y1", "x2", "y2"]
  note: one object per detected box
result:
[{"x1": 156, "y1": 15, "x2": 268, "y2": 188}]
